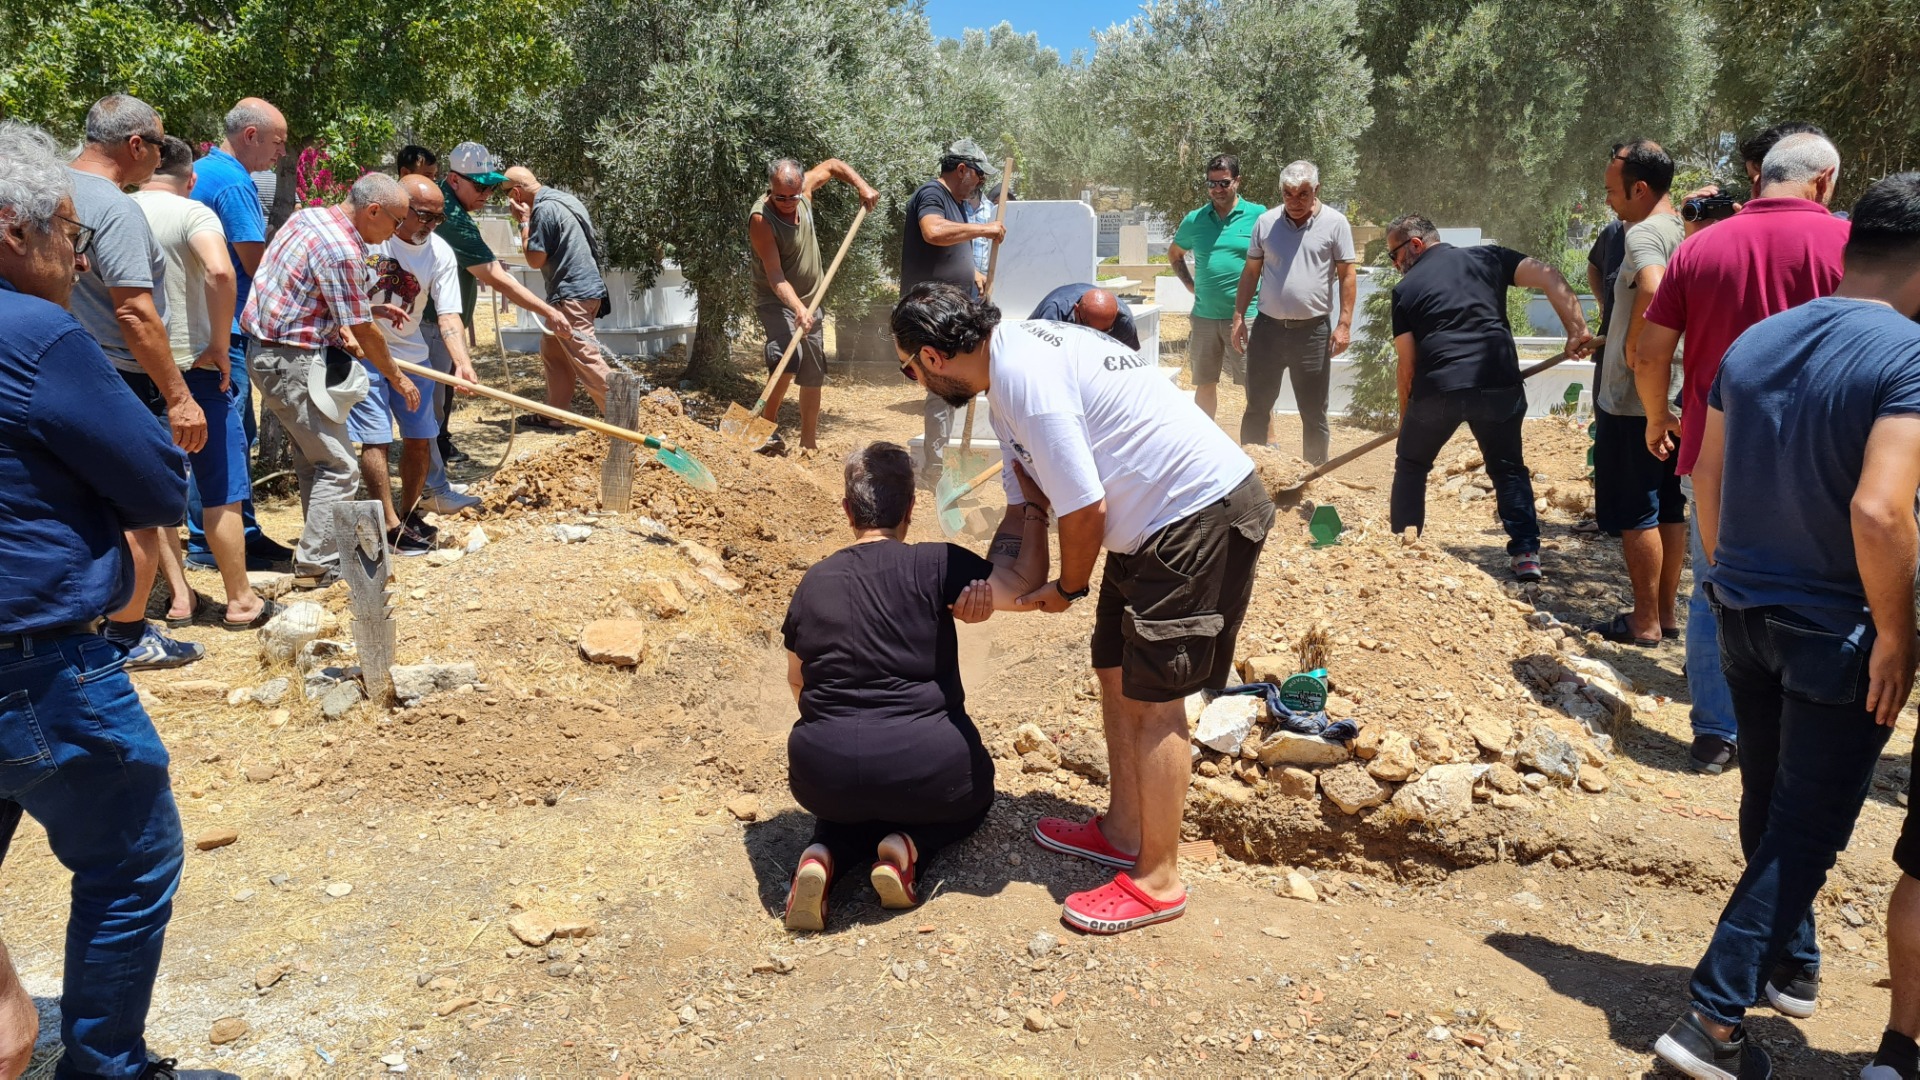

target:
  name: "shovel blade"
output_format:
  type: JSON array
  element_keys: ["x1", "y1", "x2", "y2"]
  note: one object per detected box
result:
[
  {"x1": 652, "y1": 447, "x2": 717, "y2": 492},
  {"x1": 719, "y1": 403, "x2": 777, "y2": 449}
]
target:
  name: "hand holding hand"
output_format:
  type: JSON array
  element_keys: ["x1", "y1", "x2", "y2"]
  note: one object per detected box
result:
[
  {"x1": 948, "y1": 580, "x2": 994, "y2": 623},
  {"x1": 1014, "y1": 581, "x2": 1074, "y2": 613}
]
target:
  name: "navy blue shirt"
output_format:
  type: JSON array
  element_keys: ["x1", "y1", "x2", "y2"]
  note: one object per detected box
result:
[
  {"x1": 1390, "y1": 243, "x2": 1529, "y2": 398},
  {"x1": 1030, "y1": 284, "x2": 1141, "y2": 350},
  {"x1": 1707, "y1": 297, "x2": 1920, "y2": 632},
  {"x1": 0, "y1": 278, "x2": 188, "y2": 633}
]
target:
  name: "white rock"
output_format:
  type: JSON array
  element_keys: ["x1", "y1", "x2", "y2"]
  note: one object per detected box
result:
[
  {"x1": 1257, "y1": 730, "x2": 1350, "y2": 767},
  {"x1": 1194, "y1": 695, "x2": 1263, "y2": 754},
  {"x1": 390, "y1": 662, "x2": 481, "y2": 705},
  {"x1": 1391, "y1": 764, "x2": 1479, "y2": 823},
  {"x1": 425, "y1": 548, "x2": 464, "y2": 567},
  {"x1": 551, "y1": 524, "x2": 593, "y2": 543},
  {"x1": 464, "y1": 526, "x2": 490, "y2": 553},
  {"x1": 258, "y1": 601, "x2": 325, "y2": 664}
]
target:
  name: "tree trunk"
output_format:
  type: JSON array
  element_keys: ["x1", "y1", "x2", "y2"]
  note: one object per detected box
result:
[{"x1": 679, "y1": 293, "x2": 734, "y2": 389}]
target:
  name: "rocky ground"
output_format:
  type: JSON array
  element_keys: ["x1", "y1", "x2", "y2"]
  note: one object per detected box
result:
[{"x1": 4, "y1": 324, "x2": 1915, "y2": 1078}]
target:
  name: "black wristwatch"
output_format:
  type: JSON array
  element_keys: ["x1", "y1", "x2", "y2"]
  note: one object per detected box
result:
[{"x1": 1056, "y1": 581, "x2": 1091, "y2": 603}]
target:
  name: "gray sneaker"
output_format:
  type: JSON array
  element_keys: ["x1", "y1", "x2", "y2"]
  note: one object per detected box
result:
[
  {"x1": 419, "y1": 490, "x2": 481, "y2": 515},
  {"x1": 1653, "y1": 1011, "x2": 1771, "y2": 1079}
]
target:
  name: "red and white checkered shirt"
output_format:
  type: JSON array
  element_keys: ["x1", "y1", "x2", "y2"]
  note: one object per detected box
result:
[{"x1": 240, "y1": 204, "x2": 372, "y2": 348}]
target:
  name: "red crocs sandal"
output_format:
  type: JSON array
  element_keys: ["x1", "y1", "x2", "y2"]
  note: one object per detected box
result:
[
  {"x1": 1061, "y1": 872, "x2": 1187, "y2": 935},
  {"x1": 784, "y1": 853, "x2": 831, "y2": 932},
  {"x1": 870, "y1": 834, "x2": 920, "y2": 910},
  {"x1": 1032, "y1": 815, "x2": 1138, "y2": 869}
]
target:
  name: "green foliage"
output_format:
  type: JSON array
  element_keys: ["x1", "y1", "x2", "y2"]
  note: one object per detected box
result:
[
  {"x1": 1088, "y1": 0, "x2": 1374, "y2": 214},
  {"x1": 1345, "y1": 263, "x2": 1400, "y2": 430}
]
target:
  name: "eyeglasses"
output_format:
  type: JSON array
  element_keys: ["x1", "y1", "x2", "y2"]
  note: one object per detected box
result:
[
  {"x1": 898, "y1": 353, "x2": 920, "y2": 383},
  {"x1": 767, "y1": 190, "x2": 801, "y2": 204},
  {"x1": 1387, "y1": 236, "x2": 1418, "y2": 263},
  {"x1": 52, "y1": 213, "x2": 95, "y2": 255},
  {"x1": 409, "y1": 206, "x2": 447, "y2": 227},
  {"x1": 1205, "y1": 178, "x2": 1234, "y2": 190},
  {"x1": 128, "y1": 132, "x2": 163, "y2": 152},
  {"x1": 455, "y1": 173, "x2": 499, "y2": 194}
]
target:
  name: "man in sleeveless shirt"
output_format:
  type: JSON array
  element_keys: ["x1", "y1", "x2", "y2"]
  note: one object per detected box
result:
[{"x1": 749, "y1": 157, "x2": 879, "y2": 452}]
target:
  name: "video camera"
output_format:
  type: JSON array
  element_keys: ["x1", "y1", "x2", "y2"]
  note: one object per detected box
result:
[{"x1": 1681, "y1": 193, "x2": 1739, "y2": 223}]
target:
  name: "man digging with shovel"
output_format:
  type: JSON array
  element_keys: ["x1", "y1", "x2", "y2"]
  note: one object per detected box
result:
[{"x1": 893, "y1": 281, "x2": 1274, "y2": 935}]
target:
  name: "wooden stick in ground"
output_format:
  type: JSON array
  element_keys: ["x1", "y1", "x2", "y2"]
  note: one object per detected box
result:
[
  {"x1": 600, "y1": 371, "x2": 643, "y2": 510},
  {"x1": 750, "y1": 203, "x2": 871, "y2": 415},
  {"x1": 959, "y1": 157, "x2": 1015, "y2": 458},
  {"x1": 394, "y1": 359, "x2": 658, "y2": 449}
]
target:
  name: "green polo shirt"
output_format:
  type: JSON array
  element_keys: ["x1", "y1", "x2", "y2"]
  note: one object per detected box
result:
[
  {"x1": 429, "y1": 177, "x2": 496, "y2": 326},
  {"x1": 1172, "y1": 197, "x2": 1264, "y2": 320}
]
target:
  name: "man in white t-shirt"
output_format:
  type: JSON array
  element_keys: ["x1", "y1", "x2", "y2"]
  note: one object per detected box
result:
[
  {"x1": 347, "y1": 174, "x2": 479, "y2": 554},
  {"x1": 893, "y1": 280, "x2": 1275, "y2": 935},
  {"x1": 132, "y1": 136, "x2": 273, "y2": 627}
]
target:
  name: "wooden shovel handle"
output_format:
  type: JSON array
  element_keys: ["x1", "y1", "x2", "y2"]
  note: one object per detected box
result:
[
  {"x1": 752, "y1": 203, "x2": 871, "y2": 412},
  {"x1": 394, "y1": 359, "x2": 657, "y2": 449},
  {"x1": 960, "y1": 158, "x2": 1016, "y2": 455}
]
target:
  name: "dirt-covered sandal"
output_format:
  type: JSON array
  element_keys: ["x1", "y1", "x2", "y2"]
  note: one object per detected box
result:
[
  {"x1": 784, "y1": 853, "x2": 831, "y2": 932},
  {"x1": 870, "y1": 834, "x2": 919, "y2": 909}
]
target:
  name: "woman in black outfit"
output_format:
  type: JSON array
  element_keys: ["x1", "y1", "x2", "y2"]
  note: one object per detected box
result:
[{"x1": 780, "y1": 441, "x2": 1050, "y2": 931}]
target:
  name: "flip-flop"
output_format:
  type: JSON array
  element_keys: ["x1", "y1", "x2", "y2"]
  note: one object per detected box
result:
[
  {"x1": 163, "y1": 592, "x2": 215, "y2": 628},
  {"x1": 1592, "y1": 612, "x2": 1660, "y2": 648},
  {"x1": 221, "y1": 597, "x2": 282, "y2": 631},
  {"x1": 870, "y1": 834, "x2": 919, "y2": 909},
  {"x1": 1061, "y1": 872, "x2": 1187, "y2": 935},
  {"x1": 1663, "y1": 626, "x2": 1681, "y2": 640},
  {"x1": 783, "y1": 853, "x2": 831, "y2": 932}
]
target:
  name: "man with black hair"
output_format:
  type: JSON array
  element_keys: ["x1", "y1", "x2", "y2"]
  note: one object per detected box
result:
[
  {"x1": 1652, "y1": 171, "x2": 1920, "y2": 1080},
  {"x1": 1589, "y1": 139, "x2": 1685, "y2": 648},
  {"x1": 891, "y1": 280, "x2": 1272, "y2": 936},
  {"x1": 1169, "y1": 154, "x2": 1264, "y2": 420},
  {"x1": 1383, "y1": 213, "x2": 1592, "y2": 581},
  {"x1": 396, "y1": 144, "x2": 439, "y2": 181}
]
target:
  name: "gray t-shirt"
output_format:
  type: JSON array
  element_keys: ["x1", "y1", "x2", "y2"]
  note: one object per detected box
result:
[
  {"x1": 526, "y1": 187, "x2": 606, "y2": 302},
  {"x1": 68, "y1": 168, "x2": 168, "y2": 374},
  {"x1": 1247, "y1": 203, "x2": 1355, "y2": 321},
  {"x1": 1598, "y1": 213, "x2": 1684, "y2": 415}
]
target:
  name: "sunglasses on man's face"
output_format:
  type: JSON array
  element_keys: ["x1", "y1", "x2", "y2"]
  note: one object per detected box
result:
[
  {"x1": 456, "y1": 173, "x2": 499, "y2": 194},
  {"x1": 410, "y1": 206, "x2": 447, "y2": 227},
  {"x1": 1205, "y1": 178, "x2": 1235, "y2": 190}
]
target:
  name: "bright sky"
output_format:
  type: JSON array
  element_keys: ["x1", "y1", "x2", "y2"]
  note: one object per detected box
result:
[{"x1": 922, "y1": 0, "x2": 1144, "y2": 57}]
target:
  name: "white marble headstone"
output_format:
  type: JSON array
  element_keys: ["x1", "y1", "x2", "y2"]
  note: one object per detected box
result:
[
  {"x1": 992, "y1": 200, "x2": 1098, "y2": 320},
  {"x1": 1118, "y1": 224, "x2": 1148, "y2": 265}
]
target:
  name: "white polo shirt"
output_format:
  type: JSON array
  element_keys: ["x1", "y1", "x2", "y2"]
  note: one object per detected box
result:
[{"x1": 988, "y1": 320, "x2": 1253, "y2": 555}]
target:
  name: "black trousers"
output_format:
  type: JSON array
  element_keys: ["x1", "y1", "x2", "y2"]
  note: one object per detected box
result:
[
  {"x1": 1389, "y1": 384, "x2": 1540, "y2": 555},
  {"x1": 1242, "y1": 314, "x2": 1331, "y2": 462},
  {"x1": 788, "y1": 713, "x2": 994, "y2": 875}
]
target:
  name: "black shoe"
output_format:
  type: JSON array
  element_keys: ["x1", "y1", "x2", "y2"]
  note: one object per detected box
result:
[
  {"x1": 139, "y1": 1059, "x2": 177, "y2": 1079},
  {"x1": 245, "y1": 537, "x2": 295, "y2": 564},
  {"x1": 388, "y1": 524, "x2": 434, "y2": 557},
  {"x1": 755, "y1": 432, "x2": 787, "y2": 457},
  {"x1": 1653, "y1": 1011, "x2": 1771, "y2": 1079},
  {"x1": 1763, "y1": 962, "x2": 1818, "y2": 1018},
  {"x1": 1691, "y1": 734, "x2": 1738, "y2": 774},
  {"x1": 403, "y1": 509, "x2": 440, "y2": 540}
]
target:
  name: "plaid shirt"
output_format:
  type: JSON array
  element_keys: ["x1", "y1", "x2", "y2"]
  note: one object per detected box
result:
[{"x1": 240, "y1": 204, "x2": 372, "y2": 347}]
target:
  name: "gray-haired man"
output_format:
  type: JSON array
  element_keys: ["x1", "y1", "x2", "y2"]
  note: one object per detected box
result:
[{"x1": 1231, "y1": 160, "x2": 1356, "y2": 462}]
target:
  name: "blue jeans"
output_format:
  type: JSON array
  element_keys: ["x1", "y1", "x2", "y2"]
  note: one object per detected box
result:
[
  {"x1": 1687, "y1": 602, "x2": 1890, "y2": 1025},
  {"x1": 1680, "y1": 475, "x2": 1738, "y2": 742},
  {"x1": 0, "y1": 633, "x2": 183, "y2": 1077},
  {"x1": 420, "y1": 323, "x2": 458, "y2": 499},
  {"x1": 186, "y1": 335, "x2": 269, "y2": 556},
  {"x1": 1390, "y1": 385, "x2": 1539, "y2": 555}
]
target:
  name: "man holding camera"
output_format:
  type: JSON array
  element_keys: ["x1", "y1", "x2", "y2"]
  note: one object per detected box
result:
[{"x1": 1635, "y1": 132, "x2": 1850, "y2": 776}]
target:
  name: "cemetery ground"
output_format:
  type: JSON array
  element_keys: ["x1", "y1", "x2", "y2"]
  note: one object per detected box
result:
[{"x1": 5, "y1": 319, "x2": 1916, "y2": 1078}]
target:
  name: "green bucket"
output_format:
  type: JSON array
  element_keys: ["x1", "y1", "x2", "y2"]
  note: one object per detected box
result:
[{"x1": 1278, "y1": 668, "x2": 1329, "y2": 713}]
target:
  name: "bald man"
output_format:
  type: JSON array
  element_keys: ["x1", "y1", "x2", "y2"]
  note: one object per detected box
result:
[
  {"x1": 350, "y1": 174, "x2": 482, "y2": 550},
  {"x1": 503, "y1": 165, "x2": 613, "y2": 414},
  {"x1": 1029, "y1": 283, "x2": 1141, "y2": 350}
]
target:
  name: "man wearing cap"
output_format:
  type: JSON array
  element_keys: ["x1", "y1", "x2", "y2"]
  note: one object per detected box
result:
[
  {"x1": 900, "y1": 139, "x2": 1006, "y2": 484},
  {"x1": 1030, "y1": 283, "x2": 1141, "y2": 350},
  {"x1": 242, "y1": 172, "x2": 418, "y2": 587},
  {"x1": 748, "y1": 156, "x2": 880, "y2": 453}
]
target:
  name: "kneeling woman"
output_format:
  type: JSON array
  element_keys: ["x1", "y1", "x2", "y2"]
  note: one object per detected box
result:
[{"x1": 780, "y1": 441, "x2": 1049, "y2": 931}]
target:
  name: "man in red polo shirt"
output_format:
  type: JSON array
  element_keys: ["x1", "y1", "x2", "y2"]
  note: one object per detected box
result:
[{"x1": 1634, "y1": 131, "x2": 1849, "y2": 775}]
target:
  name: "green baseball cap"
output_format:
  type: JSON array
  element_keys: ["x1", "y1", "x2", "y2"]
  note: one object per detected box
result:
[{"x1": 448, "y1": 141, "x2": 508, "y2": 187}]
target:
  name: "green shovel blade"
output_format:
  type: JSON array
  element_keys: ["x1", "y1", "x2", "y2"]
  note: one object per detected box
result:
[{"x1": 643, "y1": 439, "x2": 716, "y2": 492}]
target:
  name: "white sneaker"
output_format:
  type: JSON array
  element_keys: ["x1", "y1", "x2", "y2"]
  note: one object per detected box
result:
[
  {"x1": 448, "y1": 482, "x2": 469, "y2": 494},
  {"x1": 419, "y1": 490, "x2": 481, "y2": 515}
]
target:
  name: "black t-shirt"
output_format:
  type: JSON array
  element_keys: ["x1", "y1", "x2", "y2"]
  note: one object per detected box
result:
[
  {"x1": 900, "y1": 180, "x2": 977, "y2": 296},
  {"x1": 1390, "y1": 243, "x2": 1529, "y2": 398},
  {"x1": 781, "y1": 540, "x2": 994, "y2": 729},
  {"x1": 1587, "y1": 220, "x2": 1626, "y2": 328}
]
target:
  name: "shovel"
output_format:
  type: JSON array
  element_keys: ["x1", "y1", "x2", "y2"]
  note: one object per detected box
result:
[
  {"x1": 934, "y1": 458, "x2": 1005, "y2": 538},
  {"x1": 720, "y1": 203, "x2": 871, "y2": 448},
  {"x1": 393, "y1": 359, "x2": 716, "y2": 492},
  {"x1": 1271, "y1": 349, "x2": 1575, "y2": 505},
  {"x1": 946, "y1": 158, "x2": 1016, "y2": 486}
]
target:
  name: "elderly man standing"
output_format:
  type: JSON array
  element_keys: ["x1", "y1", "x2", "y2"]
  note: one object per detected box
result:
[
  {"x1": 893, "y1": 281, "x2": 1273, "y2": 935},
  {"x1": 1384, "y1": 213, "x2": 1592, "y2": 581},
  {"x1": 1636, "y1": 132, "x2": 1849, "y2": 775},
  {"x1": 504, "y1": 165, "x2": 615, "y2": 415},
  {"x1": 1230, "y1": 160, "x2": 1356, "y2": 462},
  {"x1": 1029, "y1": 283, "x2": 1140, "y2": 350},
  {"x1": 133, "y1": 136, "x2": 274, "y2": 628},
  {"x1": 901, "y1": 139, "x2": 1005, "y2": 484},
  {"x1": 1169, "y1": 154, "x2": 1264, "y2": 421},
  {"x1": 186, "y1": 96, "x2": 293, "y2": 571},
  {"x1": 0, "y1": 119, "x2": 191, "y2": 1080},
  {"x1": 746, "y1": 156, "x2": 880, "y2": 453},
  {"x1": 67, "y1": 93, "x2": 206, "y2": 670},
  {"x1": 242, "y1": 172, "x2": 419, "y2": 587}
]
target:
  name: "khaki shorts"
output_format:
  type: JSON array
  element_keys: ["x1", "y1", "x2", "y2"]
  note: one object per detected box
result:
[
  {"x1": 1090, "y1": 470, "x2": 1274, "y2": 702},
  {"x1": 1188, "y1": 316, "x2": 1246, "y2": 387}
]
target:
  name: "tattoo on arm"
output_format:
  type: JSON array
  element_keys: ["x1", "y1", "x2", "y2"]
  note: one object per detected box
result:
[{"x1": 990, "y1": 534, "x2": 1023, "y2": 559}]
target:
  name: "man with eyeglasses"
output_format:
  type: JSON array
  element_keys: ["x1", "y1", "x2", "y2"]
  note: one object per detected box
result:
[
  {"x1": 503, "y1": 164, "x2": 616, "y2": 418},
  {"x1": 0, "y1": 118, "x2": 192, "y2": 1080},
  {"x1": 243, "y1": 172, "x2": 418, "y2": 588},
  {"x1": 901, "y1": 138, "x2": 1006, "y2": 484},
  {"x1": 1230, "y1": 160, "x2": 1356, "y2": 463},
  {"x1": 1169, "y1": 154, "x2": 1265, "y2": 421},
  {"x1": 746, "y1": 156, "x2": 880, "y2": 453},
  {"x1": 68, "y1": 93, "x2": 208, "y2": 670},
  {"x1": 1383, "y1": 213, "x2": 1592, "y2": 582}
]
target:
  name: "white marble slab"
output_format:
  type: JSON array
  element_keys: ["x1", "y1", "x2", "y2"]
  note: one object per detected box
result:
[{"x1": 993, "y1": 200, "x2": 1098, "y2": 321}]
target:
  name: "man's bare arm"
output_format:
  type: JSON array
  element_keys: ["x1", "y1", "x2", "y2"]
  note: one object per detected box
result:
[
  {"x1": 1513, "y1": 257, "x2": 1594, "y2": 356},
  {"x1": 1167, "y1": 242, "x2": 1195, "y2": 291},
  {"x1": 1622, "y1": 264, "x2": 1666, "y2": 371},
  {"x1": 1636, "y1": 321, "x2": 1684, "y2": 458},
  {"x1": 802, "y1": 159, "x2": 880, "y2": 208},
  {"x1": 1853, "y1": 414, "x2": 1920, "y2": 725},
  {"x1": 1693, "y1": 407, "x2": 1726, "y2": 564},
  {"x1": 919, "y1": 212, "x2": 1002, "y2": 248},
  {"x1": 1331, "y1": 260, "x2": 1358, "y2": 355},
  {"x1": 749, "y1": 213, "x2": 810, "y2": 329},
  {"x1": 231, "y1": 239, "x2": 264, "y2": 278},
  {"x1": 467, "y1": 260, "x2": 564, "y2": 324},
  {"x1": 1394, "y1": 332, "x2": 1416, "y2": 417},
  {"x1": 110, "y1": 285, "x2": 205, "y2": 452},
  {"x1": 188, "y1": 231, "x2": 236, "y2": 379},
  {"x1": 436, "y1": 312, "x2": 480, "y2": 388}
]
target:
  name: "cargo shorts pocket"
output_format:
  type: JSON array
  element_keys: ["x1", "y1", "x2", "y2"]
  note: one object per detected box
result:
[{"x1": 1121, "y1": 612, "x2": 1226, "y2": 701}]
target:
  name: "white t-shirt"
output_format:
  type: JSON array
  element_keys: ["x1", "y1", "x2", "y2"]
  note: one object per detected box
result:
[
  {"x1": 364, "y1": 232, "x2": 461, "y2": 368},
  {"x1": 988, "y1": 320, "x2": 1253, "y2": 555},
  {"x1": 130, "y1": 189, "x2": 225, "y2": 370}
]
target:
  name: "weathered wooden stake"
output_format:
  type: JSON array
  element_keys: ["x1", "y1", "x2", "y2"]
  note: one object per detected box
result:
[
  {"x1": 600, "y1": 371, "x2": 643, "y2": 511},
  {"x1": 334, "y1": 500, "x2": 396, "y2": 705}
]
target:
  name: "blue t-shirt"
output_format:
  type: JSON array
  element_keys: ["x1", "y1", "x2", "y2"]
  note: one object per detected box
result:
[
  {"x1": 1707, "y1": 297, "x2": 1920, "y2": 631},
  {"x1": 191, "y1": 147, "x2": 268, "y2": 336},
  {"x1": 1029, "y1": 283, "x2": 1140, "y2": 350}
]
